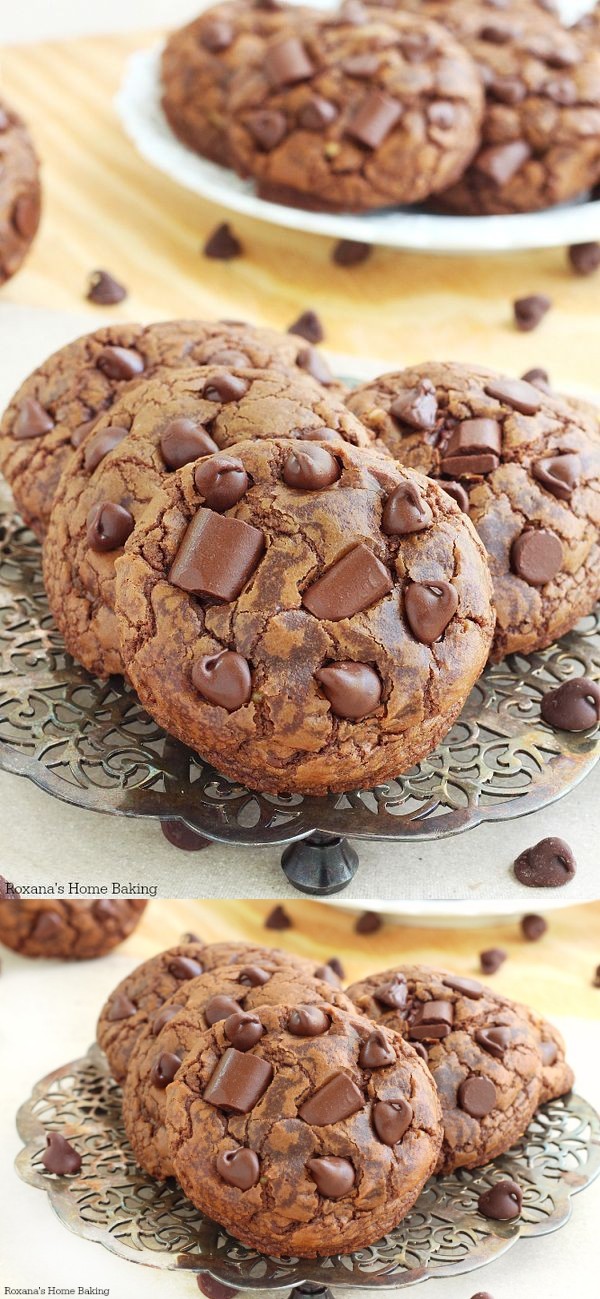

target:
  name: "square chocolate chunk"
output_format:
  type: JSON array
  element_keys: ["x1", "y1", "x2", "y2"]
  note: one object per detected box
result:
[
  {"x1": 302, "y1": 544, "x2": 393, "y2": 621},
  {"x1": 203, "y1": 1047, "x2": 273, "y2": 1112},
  {"x1": 169, "y1": 509, "x2": 264, "y2": 602}
]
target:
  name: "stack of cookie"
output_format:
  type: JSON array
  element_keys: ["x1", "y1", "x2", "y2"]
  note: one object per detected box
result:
[
  {"x1": 95, "y1": 938, "x2": 573, "y2": 1257},
  {"x1": 160, "y1": 0, "x2": 600, "y2": 215},
  {"x1": 1, "y1": 317, "x2": 600, "y2": 795}
]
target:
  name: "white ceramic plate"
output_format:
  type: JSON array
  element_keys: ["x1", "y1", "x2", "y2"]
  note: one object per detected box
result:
[{"x1": 115, "y1": 0, "x2": 600, "y2": 255}]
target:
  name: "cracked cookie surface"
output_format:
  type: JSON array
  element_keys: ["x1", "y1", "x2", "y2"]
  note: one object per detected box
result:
[
  {"x1": 0, "y1": 98, "x2": 41, "y2": 285},
  {"x1": 0, "y1": 898, "x2": 146, "y2": 960}
]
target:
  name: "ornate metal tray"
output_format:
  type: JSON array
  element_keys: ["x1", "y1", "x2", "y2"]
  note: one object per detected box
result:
[
  {"x1": 15, "y1": 1043, "x2": 600, "y2": 1291},
  {"x1": 1, "y1": 511, "x2": 599, "y2": 889}
]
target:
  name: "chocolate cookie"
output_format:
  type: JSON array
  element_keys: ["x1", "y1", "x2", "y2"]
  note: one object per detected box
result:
[
  {"x1": 0, "y1": 318, "x2": 337, "y2": 539},
  {"x1": 227, "y1": 9, "x2": 484, "y2": 211},
  {"x1": 347, "y1": 361, "x2": 600, "y2": 660},
  {"x1": 0, "y1": 98, "x2": 41, "y2": 284},
  {"x1": 123, "y1": 962, "x2": 355, "y2": 1178},
  {"x1": 513, "y1": 1003, "x2": 573, "y2": 1102},
  {"x1": 346, "y1": 964, "x2": 545, "y2": 1173},
  {"x1": 42, "y1": 364, "x2": 362, "y2": 679},
  {"x1": 115, "y1": 436, "x2": 495, "y2": 794},
  {"x1": 166, "y1": 1003, "x2": 442, "y2": 1257},
  {"x1": 97, "y1": 941, "x2": 321, "y2": 1081},
  {"x1": 0, "y1": 898, "x2": 146, "y2": 961}
]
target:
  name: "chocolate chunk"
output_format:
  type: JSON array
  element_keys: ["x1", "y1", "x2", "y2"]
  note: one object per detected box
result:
[
  {"x1": 511, "y1": 528, "x2": 563, "y2": 586},
  {"x1": 483, "y1": 376, "x2": 541, "y2": 414},
  {"x1": 409, "y1": 1000, "x2": 454, "y2": 1040},
  {"x1": 152, "y1": 1004, "x2": 180, "y2": 1034},
  {"x1": 86, "y1": 501, "x2": 134, "y2": 552},
  {"x1": 514, "y1": 837, "x2": 577, "y2": 888},
  {"x1": 375, "y1": 977, "x2": 407, "y2": 1009},
  {"x1": 170, "y1": 509, "x2": 264, "y2": 601},
  {"x1": 83, "y1": 425, "x2": 128, "y2": 472},
  {"x1": 96, "y1": 345, "x2": 144, "y2": 381},
  {"x1": 307, "y1": 1156, "x2": 355, "y2": 1198},
  {"x1": 265, "y1": 904, "x2": 292, "y2": 930},
  {"x1": 246, "y1": 110, "x2": 287, "y2": 151},
  {"x1": 348, "y1": 90, "x2": 402, "y2": 149},
  {"x1": 283, "y1": 444, "x2": 340, "y2": 490},
  {"x1": 203, "y1": 372, "x2": 249, "y2": 403},
  {"x1": 299, "y1": 1073, "x2": 364, "y2": 1124},
  {"x1": 539, "y1": 1040, "x2": 557, "y2": 1066},
  {"x1": 443, "y1": 975, "x2": 484, "y2": 999},
  {"x1": 475, "y1": 1026, "x2": 512, "y2": 1059},
  {"x1": 359, "y1": 1029, "x2": 395, "y2": 1069},
  {"x1": 194, "y1": 456, "x2": 249, "y2": 512},
  {"x1": 41, "y1": 1133, "x2": 82, "y2": 1175},
  {"x1": 32, "y1": 911, "x2": 63, "y2": 940},
  {"x1": 161, "y1": 419, "x2": 218, "y2": 469},
  {"x1": 205, "y1": 995, "x2": 243, "y2": 1026},
  {"x1": 568, "y1": 242, "x2": 600, "y2": 276},
  {"x1": 315, "y1": 661, "x2": 382, "y2": 720},
  {"x1": 13, "y1": 397, "x2": 54, "y2": 440},
  {"x1": 204, "y1": 1047, "x2": 273, "y2": 1112},
  {"x1": 151, "y1": 1051, "x2": 182, "y2": 1088},
  {"x1": 303, "y1": 544, "x2": 392, "y2": 620},
  {"x1": 532, "y1": 452, "x2": 579, "y2": 501},
  {"x1": 87, "y1": 270, "x2": 127, "y2": 305},
  {"x1": 287, "y1": 309, "x2": 324, "y2": 343},
  {"x1": 299, "y1": 97, "x2": 338, "y2": 130},
  {"x1": 442, "y1": 481, "x2": 470, "y2": 512},
  {"x1": 161, "y1": 822, "x2": 210, "y2": 851},
  {"x1": 201, "y1": 18, "x2": 234, "y2": 51},
  {"x1": 541, "y1": 677, "x2": 600, "y2": 731},
  {"x1": 216, "y1": 1146, "x2": 260, "y2": 1189},
  {"x1": 475, "y1": 140, "x2": 531, "y2": 186},
  {"x1": 405, "y1": 580, "x2": 458, "y2": 644},
  {"x1": 521, "y1": 367, "x2": 551, "y2": 393},
  {"x1": 390, "y1": 380, "x2": 437, "y2": 432},
  {"x1": 458, "y1": 1075, "x2": 497, "y2": 1118},
  {"x1": 332, "y1": 239, "x2": 371, "y2": 267},
  {"x1": 169, "y1": 956, "x2": 204, "y2": 979},
  {"x1": 355, "y1": 910, "x2": 382, "y2": 935},
  {"x1": 238, "y1": 965, "x2": 270, "y2": 987},
  {"x1": 443, "y1": 418, "x2": 501, "y2": 460},
  {"x1": 382, "y1": 481, "x2": 432, "y2": 535},
  {"x1": 521, "y1": 914, "x2": 547, "y2": 941},
  {"x1": 478, "y1": 1179, "x2": 522, "y2": 1220},
  {"x1": 344, "y1": 53, "x2": 381, "y2": 78},
  {"x1": 489, "y1": 74, "x2": 526, "y2": 104},
  {"x1": 297, "y1": 345, "x2": 334, "y2": 385},
  {"x1": 265, "y1": 36, "x2": 314, "y2": 87},
  {"x1": 479, "y1": 948, "x2": 507, "y2": 974},
  {"x1": 442, "y1": 453, "x2": 498, "y2": 476},
  {"x1": 224, "y1": 1011, "x2": 265, "y2": 1050},
  {"x1": 107, "y1": 992, "x2": 137, "y2": 1022},
  {"x1": 513, "y1": 294, "x2": 552, "y2": 332},
  {"x1": 192, "y1": 650, "x2": 252, "y2": 711},
  {"x1": 288, "y1": 1006, "x2": 330, "y2": 1037},
  {"x1": 373, "y1": 1098, "x2": 413, "y2": 1145},
  {"x1": 204, "y1": 223, "x2": 242, "y2": 260}
]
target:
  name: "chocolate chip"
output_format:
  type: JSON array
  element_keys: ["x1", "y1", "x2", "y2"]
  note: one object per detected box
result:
[
  {"x1": 238, "y1": 965, "x2": 270, "y2": 987},
  {"x1": 489, "y1": 74, "x2": 526, "y2": 104},
  {"x1": 287, "y1": 309, "x2": 324, "y2": 343},
  {"x1": 514, "y1": 294, "x2": 552, "y2": 332},
  {"x1": 152, "y1": 1004, "x2": 180, "y2": 1034},
  {"x1": 83, "y1": 425, "x2": 128, "y2": 472},
  {"x1": 327, "y1": 956, "x2": 345, "y2": 980},
  {"x1": 541, "y1": 677, "x2": 600, "y2": 731},
  {"x1": 32, "y1": 911, "x2": 63, "y2": 941},
  {"x1": 169, "y1": 955, "x2": 204, "y2": 979},
  {"x1": 224, "y1": 1011, "x2": 265, "y2": 1050},
  {"x1": 478, "y1": 1179, "x2": 522, "y2": 1220},
  {"x1": 593, "y1": 965, "x2": 600, "y2": 988},
  {"x1": 521, "y1": 913, "x2": 547, "y2": 941},
  {"x1": 332, "y1": 239, "x2": 371, "y2": 267},
  {"x1": 390, "y1": 380, "x2": 437, "y2": 432},
  {"x1": 265, "y1": 36, "x2": 314, "y2": 87},
  {"x1": 161, "y1": 822, "x2": 210, "y2": 851},
  {"x1": 307, "y1": 1156, "x2": 355, "y2": 1198},
  {"x1": 192, "y1": 650, "x2": 252, "y2": 711},
  {"x1": 303, "y1": 543, "x2": 392, "y2": 621},
  {"x1": 405, "y1": 580, "x2": 458, "y2": 644},
  {"x1": 13, "y1": 397, "x2": 54, "y2": 440},
  {"x1": 382, "y1": 481, "x2": 432, "y2": 535},
  {"x1": 283, "y1": 444, "x2": 340, "y2": 490},
  {"x1": 511, "y1": 528, "x2": 562, "y2": 586},
  {"x1": 359, "y1": 1028, "x2": 395, "y2": 1068},
  {"x1": 159, "y1": 418, "x2": 217, "y2": 470},
  {"x1": 170, "y1": 509, "x2": 264, "y2": 601},
  {"x1": 299, "y1": 1073, "x2": 364, "y2": 1125},
  {"x1": 299, "y1": 97, "x2": 338, "y2": 130},
  {"x1": 514, "y1": 837, "x2": 576, "y2": 888},
  {"x1": 41, "y1": 1133, "x2": 82, "y2": 1175},
  {"x1": 265, "y1": 904, "x2": 292, "y2": 930},
  {"x1": 203, "y1": 223, "x2": 242, "y2": 260},
  {"x1": 539, "y1": 1040, "x2": 557, "y2": 1066},
  {"x1": 373, "y1": 1098, "x2": 413, "y2": 1144},
  {"x1": 315, "y1": 661, "x2": 382, "y2": 720},
  {"x1": 87, "y1": 270, "x2": 127, "y2": 305},
  {"x1": 314, "y1": 963, "x2": 341, "y2": 987},
  {"x1": 86, "y1": 501, "x2": 134, "y2": 552},
  {"x1": 216, "y1": 1146, "x2": 260, "y2": 1189},
  {"x1": 204, "y1": 1047, "x2": 273, "y2": 1112},
  {"x1": 409, "y1": 999, "x2": 454, "y2": 1040},
  {"x1": 442, "y1": 481, "x2": 470, "y2": 512},
  {"x1": 532, "y1": 452, "x2": 579, "y2": 501},
  {"x1": 475, "y1": 140, "x2": 531, "y2": 186},
  {"x1": 348, "y1": 89, "x2": 402, "y2": 149},
  {"x1": 521, "y1": 367, "x2": 551, "y2": 393},
  {"x1": 442, "y1": 452, "x2": 499, "y2": 476},
  {"x1": 475, "y1": 1026, "x2": 512, "y2": 1059},
  {"x1": 203, "y1": 372, "x2": 249, "y2": 403},
  {"x1": 13, "y1": 193, "x2": 39, "y2": 238},
  {"x1": 151, "y1": 1051, "x2": 182, "y2": 1088},
  {"x1": 458, "y1": 1075, "x2": 497, "y2": 1118},
  {"x1": 443, "y1": 418, "x2": 502, "y2": 464},
  {"x1": 479, "y1": 948, "x2": 507, "y2": 974},
  {"x1": 344, "y1": 53, "x2": 381, "y2": 78},
  {"x1": 246, "y1": 110, "x2": 287, "y2": 151},
  {"x1": 375, "y1": 977, "x2": 407, "y2": 1009},
  {"x1": 288, "y1": 1006, "x2": 330, "y2": 1036},
  {"x1": 205, "y1": 995, "x2": 243, "y2": 1026},
  {"x1": 200, "y1": 18, "x2": 234, "y2": 51},
  {"x1": 443, "y1": 975, "x2": 484, "y2": 999},
  {"x1": 355, "y1": 910, "x2": 382, "y2": 935},
  {"x1": 107, "y1": 992, "x2": 137, "y2": 1022},
  {"x1": 92, "y1": 899, "x2": 120, "y2": 921},
  {"x1": 71, "y1": 417, "x2": 99, "y2": 448},
  {"x1": 96, "y1": 345, "x2": 144, "y2": 381},
  {"x1": 412, "y1": 1041, "x2": 428, "y2": 1062},
  {"x1": 568, "y1": 242, "x2": 600, "y2": 276},
  {"x1": 297, "y1": 345, "x2": 334, "y2": 385},
  {"x1": 194, "y1": 456, "x2": 249, "y2": 512},
  {"x1": 483, "y1": 375, "x2": 542, "y2": 414}
]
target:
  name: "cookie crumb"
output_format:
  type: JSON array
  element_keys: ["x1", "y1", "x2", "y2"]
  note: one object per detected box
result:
[
  {"x1": 87, "y1": 269, "x2": 127, "y2": 305},
  {"x1": 203, "y1": 222, "x2": 242, "y2": 260}
]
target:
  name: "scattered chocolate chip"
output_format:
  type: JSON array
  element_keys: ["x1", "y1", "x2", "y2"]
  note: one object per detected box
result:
[
  {"x1": 521, "y1": 913, "x2": 547, "y2": 941},
  {"x1": 458, "y1": 1075, "x2": 497, "y2": 1118},
  {"x1": 541, "y1": 677, "x2": 600, "y2": 731},
  {"x1": 161, "y1": 418, "x2": 218, "y2": 469},
  {"x1": 513, "y1": 294, "x2": 552, "y2": 332},
  {"x1": 511, "y1": 527, "x2": 563, "y2": 586},
  {"x1": 442, "y1": 480, "x2": 470, "y2": 512},
  {"x1": 170, "y1": 509, "x2": 264, "y2": 601},
  {"x1": 203, "y1": 223, "x2": 242, "y2": 260},
  {"x1": 41, "y1": 1133, "x2": 82, "y2": 1175},
  {"x1": 479, "y1": 948, "x2": 507, "y2": 974},
  {"x1": 299, "y1": 1072, "x2": 364, "y2": 1124},
  {"x1": 382, "y1": 481, "x2": 432, "y2": 535},
  {"x1": 327, "y1": 956, "x2": 345, "y2": 980},
  {"x1": 390, "y1": 379, "x2": 437, "y2": 432},
  {"x1": 315, "y1": 963, "x2": 341, "y2": 987},
  {"x1": 297, "y1": 345, "x2": 334, "y2": 385},
  {"x1": 282, "y1": 444, "x2": 340, "y2": 490},
  {"x1": 204, "y1": 1047, "x2": 273, "y2": 1112},
  {"x1": 216, "y1": 1146, "x2": 260, "y2": 1189},
  {"x1": 307, "y1": 1156, "x2": 355, "y2": 1197},
  {"x1": 514, "y1": 837, "x2": 577, "y2": 888},
  {"x1": 83, "y1": 425, "x2": 128, "y2": 473},
  {"x1": 150, "y1": 1051, "x2": 182, "y2": 1088},
  {"x1": 532, "y1": 452, "x2": 579, "y2": 501},
  {"x1": 315, "y1": 661, "x2": 382, "y2": 720},
  {"x1": 288, "y1": 1006, "x2": 330, "y2": 1036},
  {"x1": 477, "y1": 1179, "x2": 522, "y2": 1220},
  {"x1": 359, "y1": 1028, "x2": 395, "y2": 1068},
  {"x1": 405, "y1": 580, "x2": 458, "y2": 644},
  {"x1": 568, "y1": 242, "x2": 600, "y2": 276},
  {"x1": 194, "y1": 456, "x2": 249, "y2": 511},
  {"x1": 197, "y1": 1279, "x2": 238, "y2": 1299},
  {"x1": 86, "y1": 501, "x2": 134, "y2": 552},
  {"x1": 355, "y1": 909, "x2": 382, "y2": 935},
  {"x1": 87, "y1": 270, "x2": 127, "y2": 305},
  {"x1": 192, "y1": 650, "x2": 252, "y2": 711},
  {"x1": 160, "y1": 821, "x2": 210, "y2": 851},
  {"x1": 521, "y1": 366, "x2": 551, "y2": 393},
  {"x1": 0, "y1": 875, "x2": 12, "y2": 899},
  {"x1": 475, "y1": 1026, "x2": 511, "y2": 1059},
  {"x1": 96, "y1": 345, "x2": 144, "y2": 381},
  {"x1": 303, "y1": 544, "x2": 392, "y2": 621},
  {"x1": 13, "y1": 397, "x2": 54, "y2": 440},
  {"x1": 373, "y1": 1098, "x2": 413, "y2": 1144},
  {"x1": 287, "y1": 309, "x2": 324, "y2": 343},
  {"x1": 265, "y1": 904, "x2": 292, "y2": 930},
  {"x1": 224, "y1": 1011, "x2": 265, "y2": 1051},
  {"x1": 592, "y1": 965, "x2": 600, "y2": 988},
  {"x1": 332, "y1": 239, "x2": 371, "y2": 267}
]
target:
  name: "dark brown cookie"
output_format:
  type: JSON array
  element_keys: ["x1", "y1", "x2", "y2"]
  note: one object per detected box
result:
[
  {"x1": 0, "y1": 898, "x2": 146, "y2": 961},
  {"x1": 0, "y1": 98, "x2": 41, "y2": 284},
  {"x1": 346, "y1": 361, "x2": 600, "y2": 660},
  {"x1": 115, "y1": 436, "x2": 495, "y2": 795},
  {"x1": 165, "y1": 1003, "x2": 442, "y2": 1257},
  {"x1": 227, "y1": 9, "x2": 484, "y2": 211},
  {"x1": 123, "y1": 962, "x2": 355, "y2": 1178},
  {"x1": 0, "y1": 318, "x2": 338, "y2": 539}
]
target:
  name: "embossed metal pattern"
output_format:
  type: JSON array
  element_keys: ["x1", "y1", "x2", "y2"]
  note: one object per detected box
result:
[
  {"x1": 0, "y1": 511, "x2": 599, "y2": 845},
  {"x1": 15, "y1": 1044, "x2": 600, "y2": 1290}
]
